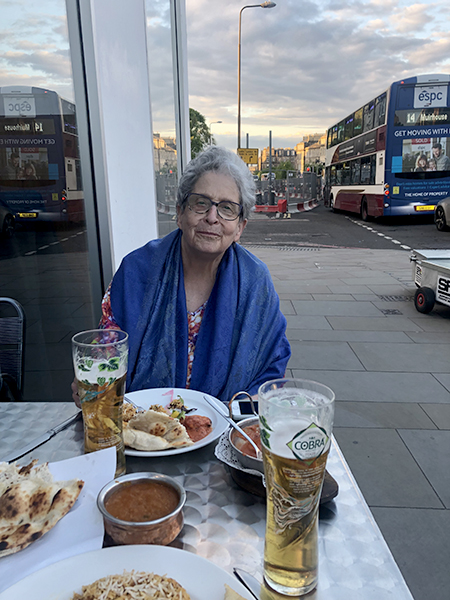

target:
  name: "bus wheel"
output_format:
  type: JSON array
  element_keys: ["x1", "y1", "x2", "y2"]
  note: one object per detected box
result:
[
  {"x1": 361, "y1": 198, "x2": 369, "y2": 222},
  {"x1": 414, "y1": 287, "x2": 435, "y2": 314},
  {"x1": 1, "y1": 214, "x2": 15, "y2": 238}
]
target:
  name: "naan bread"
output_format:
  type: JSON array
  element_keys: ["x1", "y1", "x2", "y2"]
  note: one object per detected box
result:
[
  {"x1": 224, "y1": 583, "x2": 248, "y2": 599},
  {"x1": 124, "y1": 409, "x2": 193, "y2": 452},
  {"x1": 0, "y1": 460, "x2": 84, "y2": 558},
  {"x1": 123, "y1": 427, "x2": 170, "y2": 451}
]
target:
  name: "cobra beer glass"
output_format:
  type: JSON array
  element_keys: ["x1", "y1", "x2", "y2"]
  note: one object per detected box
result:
[
  {"x1": 72, "y1": 329, "x2": 128, "y2": 476},
  {"x1": 258, "y1": 378, "x2": 335, "y2": 596}
]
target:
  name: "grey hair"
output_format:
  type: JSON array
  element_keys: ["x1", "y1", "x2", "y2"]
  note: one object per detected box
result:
[{"x1": 176, "y1": 146, "x2": 256, "y2": 220}]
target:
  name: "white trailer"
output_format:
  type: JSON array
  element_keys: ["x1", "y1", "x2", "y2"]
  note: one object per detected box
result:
[{"x1": 410, "y1": 249, "x2": 450, "y2": 313}]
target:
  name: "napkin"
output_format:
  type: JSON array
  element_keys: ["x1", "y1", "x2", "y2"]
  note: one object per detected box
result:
[{"x1": 0, "y1": 446, "x2": 116, "y2": 593}]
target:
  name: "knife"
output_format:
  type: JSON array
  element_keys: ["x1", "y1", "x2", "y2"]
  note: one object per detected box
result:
[
  {"x1": 1, "y1": 411, "x2": 82, "y2": 463},
  {"x1": 233, "y1": 568, "x2": 262, "y2": 600}
]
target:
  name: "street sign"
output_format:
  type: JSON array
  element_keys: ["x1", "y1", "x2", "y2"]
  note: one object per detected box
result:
[{"x1": 237, "y1": 148, "x2": 259, "y2": 164}]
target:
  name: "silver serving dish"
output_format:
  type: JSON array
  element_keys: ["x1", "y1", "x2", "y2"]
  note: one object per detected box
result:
[
  {"x1": 228, "y1": 416, "x2": 264, "y2": 473},
  {"x1": 97, "y1": 472, "x2": 186, "y2": 546}
]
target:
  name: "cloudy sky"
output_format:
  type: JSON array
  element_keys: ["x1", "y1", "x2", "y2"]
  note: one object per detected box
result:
[{"x1": 1, "y1": 0, "x2": 450, "y2": 153}]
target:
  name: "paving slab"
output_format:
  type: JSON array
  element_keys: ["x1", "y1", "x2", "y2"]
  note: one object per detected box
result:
[
  {"x1": 288, "y1": 341, "x2": 365, "y2": 371},
  {"x1": 333, "y1": 428, "x2": 443, "y2": 508},
  {"x1": 420, "y1": 403, "x2": 450, "y2": 429},
  {"x1": 433, "y1": 373, "x2": 450, "y2": 392},
  {"x1": 292, "y1": 300, "x2": 383, "y2": 316},
  {"x1": 410, "y1": 316, "x2": 450, "y2": 331},
  {"x1": 405, "y1": 331, "x2": 450, "y2": 344},
  {"x1": 398, "y1": 429, "x2": 450, "y2": 508},
  {"x1": 349, "y1": 342, "x2": 450, "y2": 372},
  {"x1": 326, "y1": 316, "x2": 423, "y2": 331},
  {"x1": 371, "y1": 507, "x2": 450, "y2": 600},
  {"x1": 335, "y1": 402, "x2": 437, "y2": 429},
  {"x1": 289, "y1": 370, "x2": 450, "y2": 403},
  {"x1": 286, "y1": 330, "x2": 411, "y2": 343},
  {"x1": 285, "y1": 315, "x2": 332, "y2": 330}
]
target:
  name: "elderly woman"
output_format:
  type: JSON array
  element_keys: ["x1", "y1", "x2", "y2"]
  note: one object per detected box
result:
[{"x1": 73, "y1": 146, "x2": 290, "y2": 405}]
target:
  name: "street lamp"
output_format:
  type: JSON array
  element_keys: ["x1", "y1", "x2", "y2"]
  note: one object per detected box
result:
[
  {"x1": 237, "y1": 2, "x2": 276, "y2": 149},
  {"x1": 209, "y1": 120, "x2": 222, "y2": 145}
]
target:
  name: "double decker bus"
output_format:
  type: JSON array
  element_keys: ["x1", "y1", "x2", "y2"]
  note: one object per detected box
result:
[
  {"x1": 0, "y1": 86, "x2": 84, "y2": 224},
  {"x1": 324, "y1": 74, "x2": 450, "y2": 219}
]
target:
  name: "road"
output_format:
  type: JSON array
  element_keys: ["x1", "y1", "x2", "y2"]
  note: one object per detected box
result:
[
  {"x1": 0, "y1": 203, "x2": 447, "y2": 265},
  {"x1": 240, "y1": 203, "x2": 449, "y2": 251}
]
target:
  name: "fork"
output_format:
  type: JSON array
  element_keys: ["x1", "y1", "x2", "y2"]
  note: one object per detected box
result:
[{"x1": 124, "y1": 396, "x2": 145, "y2": 413}]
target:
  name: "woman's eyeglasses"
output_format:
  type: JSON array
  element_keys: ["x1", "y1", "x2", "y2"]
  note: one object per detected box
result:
[{"x1": 185, "y1": 193, "x2": 242, "y2": 221}]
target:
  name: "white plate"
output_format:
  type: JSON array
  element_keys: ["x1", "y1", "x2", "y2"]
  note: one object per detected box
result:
[
  {"x1": 124, "y1": 387, "x2": 229, "y2": 457},
  {"x1": 0, "y1": 545, "x2": 254, "y2": 600}
]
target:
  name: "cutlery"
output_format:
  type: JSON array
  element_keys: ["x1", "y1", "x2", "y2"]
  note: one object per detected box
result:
[
  {"x1": 1, "y1": 411, "x2": 82, "y2": 463},
  {"x1": 124, "y1": 395, "x2": 145, "y2": 413},
  {"x1": 203, "y1": 395, "x2": 263, "y2": 460},
  {"x1": 233, "y1": 568, "x2": 262, "y2": 599}
]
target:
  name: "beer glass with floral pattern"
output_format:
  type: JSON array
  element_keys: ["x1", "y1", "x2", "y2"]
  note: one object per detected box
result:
[{"x1": 72, "y1": 329, "x2": 128, "y2": 477}]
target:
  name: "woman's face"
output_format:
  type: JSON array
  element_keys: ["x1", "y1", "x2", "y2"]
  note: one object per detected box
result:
[
  {"x1": 177, "y1": 171, "x2": 247, "y2": 261},
  {"x1": 419, "y1": 158, "x2": 426, "y2": 168}
]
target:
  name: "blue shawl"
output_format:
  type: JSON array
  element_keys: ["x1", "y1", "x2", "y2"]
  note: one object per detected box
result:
[{"x1": 110, "y1": 229, "x2": 290, "y2": 402}]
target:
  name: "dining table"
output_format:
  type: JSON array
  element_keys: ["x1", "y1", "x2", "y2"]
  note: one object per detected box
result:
[{"x1": 0, "y1": 401, "x2": 415, "y2": 600}]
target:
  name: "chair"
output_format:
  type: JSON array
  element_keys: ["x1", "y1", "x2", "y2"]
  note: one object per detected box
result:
[{"x1": 0, "y1": 297, "x2": 25, "y2": 401}]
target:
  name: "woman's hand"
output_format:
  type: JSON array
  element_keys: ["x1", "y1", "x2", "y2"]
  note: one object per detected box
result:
[{"x1": 71, "y1": 378, "x2": 81, "y2": 408}]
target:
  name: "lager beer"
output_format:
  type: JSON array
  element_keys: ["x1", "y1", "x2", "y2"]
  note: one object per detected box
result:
[
  {"x1": 72, "y1": 329, "x2": 128, "y2": 477},
  {"x1": 77, "y1": 373, "x2": 127, "y2": 476},
  {"x1": 258, "y1": 379, "x2": 335, "y2": 596}
]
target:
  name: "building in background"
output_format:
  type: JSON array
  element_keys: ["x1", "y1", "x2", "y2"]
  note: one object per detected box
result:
[
  {"x1": 154, "y1": 133, "x2": 177, "y2": 174},
  {"x1": 295, "y1": 133, "x2": 326, "y2": 172},
  {"x1": 258, "y1": 147, "x2": 296, "y2": 171}
]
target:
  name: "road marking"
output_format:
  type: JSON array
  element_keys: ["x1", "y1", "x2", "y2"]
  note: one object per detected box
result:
[
  {"x1": 347, "y1": 217, "x2": 413, "y2": 251},
  {"x1": 22, "y1": 229, "x2": 87, "y2": 258}
]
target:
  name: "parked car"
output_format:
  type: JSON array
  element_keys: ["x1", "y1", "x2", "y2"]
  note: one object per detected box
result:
[
  {"x1": 0, "y1": 199, "x2": 15, "y2": 238},
  {"x1": 434, "y1": 197, "x2": 450, "y2": 231}
]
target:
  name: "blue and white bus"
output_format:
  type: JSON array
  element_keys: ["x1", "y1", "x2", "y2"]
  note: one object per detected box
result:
[
  {"x1": 324, "y1": 74, "x2": 450, "y2": 219},
  {"x1": 0, "y1": 86, "x2": 84, "y2": 224}
]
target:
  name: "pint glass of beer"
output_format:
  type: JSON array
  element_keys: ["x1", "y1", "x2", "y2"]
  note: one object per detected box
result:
[
  {"x1": 72, "y1": 329, "x2": 128, "y2": 477},
  {"x1": 258, "y1": 378, "x2": 335, "y2": 596}
]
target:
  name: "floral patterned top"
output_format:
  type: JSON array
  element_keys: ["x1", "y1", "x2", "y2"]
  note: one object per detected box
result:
[{"x1": 99, "y1": 284, "x2": 206, "y2": 387}]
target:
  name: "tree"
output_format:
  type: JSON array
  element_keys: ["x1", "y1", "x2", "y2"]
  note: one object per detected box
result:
[
  {"x1": 189, "y1": 108, "x2": 211, "y2": 158},
  {"x1": 275, "y1": 160, "x2": 296, "y2": 179}
]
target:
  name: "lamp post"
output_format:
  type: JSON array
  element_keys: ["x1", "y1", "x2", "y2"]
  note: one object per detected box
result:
[
  {"x1": 237, "y1": 1, "x2": 276, "y2": 149},
  {"x1": 209, "y1": 120, "x2": 222, "y2": 145}
]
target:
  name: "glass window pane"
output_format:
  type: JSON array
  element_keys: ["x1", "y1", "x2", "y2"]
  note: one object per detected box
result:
[
  {"x1": 145, "y1": 1, "x2": 179, "y2": 238},
  {"x1": 374, "y1": 92, "x2": 387, "y2": 127},
  {"x1": 0, "y1": 3, "x2": 96, "y2": 401},
  {"x1": 363, "y1": 100, "x2": 375, "y2": 132},
  {"x1": 353, "y1": 108, "x2": 363, "y2": 137},
  {"x1": 344, "y1": 115, "x2": 354, "y2": 141}
]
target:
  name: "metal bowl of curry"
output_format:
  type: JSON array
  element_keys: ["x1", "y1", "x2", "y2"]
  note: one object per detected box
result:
[
  {"x1": 228, "y1": 416, "x2": 264, "y2": 473},
  {"x1": 97, "y1": 472, "x2": 186, "y2": 546}
]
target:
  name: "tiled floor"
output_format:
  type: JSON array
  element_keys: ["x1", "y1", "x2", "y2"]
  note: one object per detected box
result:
[{"x1": 248, "y1": 244, "x2": 450, "y2": 600}]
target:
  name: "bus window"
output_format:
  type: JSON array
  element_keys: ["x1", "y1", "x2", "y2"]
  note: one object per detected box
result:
[
  {"x1": 337, "y1": 120, "x2": 345, "y2": 144},
  {"x1": 374, "y1": 93, "x2": 387, "y2": 127},
  {"x1": 331, "y1": 125, "x2": 338, "y2": 146},
  {"x1": 363, "y1": 100, "x2": 375, "y2": 132},
  {"x1": 344, "y1": 115, "x2": 354, "y2": 141},
  {"x1": 351, "y1": 159, "x2": 361, "y2": 184},
  {"x1": 330, "y1": 165, "x2": 337, "y2": 186},
  {"x1": 360, "y1": 156, "x2": 371, "y2": 184},
  {"x1": 341, "y1": 162, "x2": 351, "y2": 185},
  {"x1": 370, "y1": 155, "x2": 376, "y2": 184},
  {"x1": 353, "y1": 108, "x2": 363, "y2": 137},
  {"x1": 336, "y1": 164, "x2": 343, "y2": 185}
]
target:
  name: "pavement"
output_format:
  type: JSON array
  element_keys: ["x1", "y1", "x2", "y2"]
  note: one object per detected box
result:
[{"x1": 244, "y1": 242, "x2": 450, "y2": 600}]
